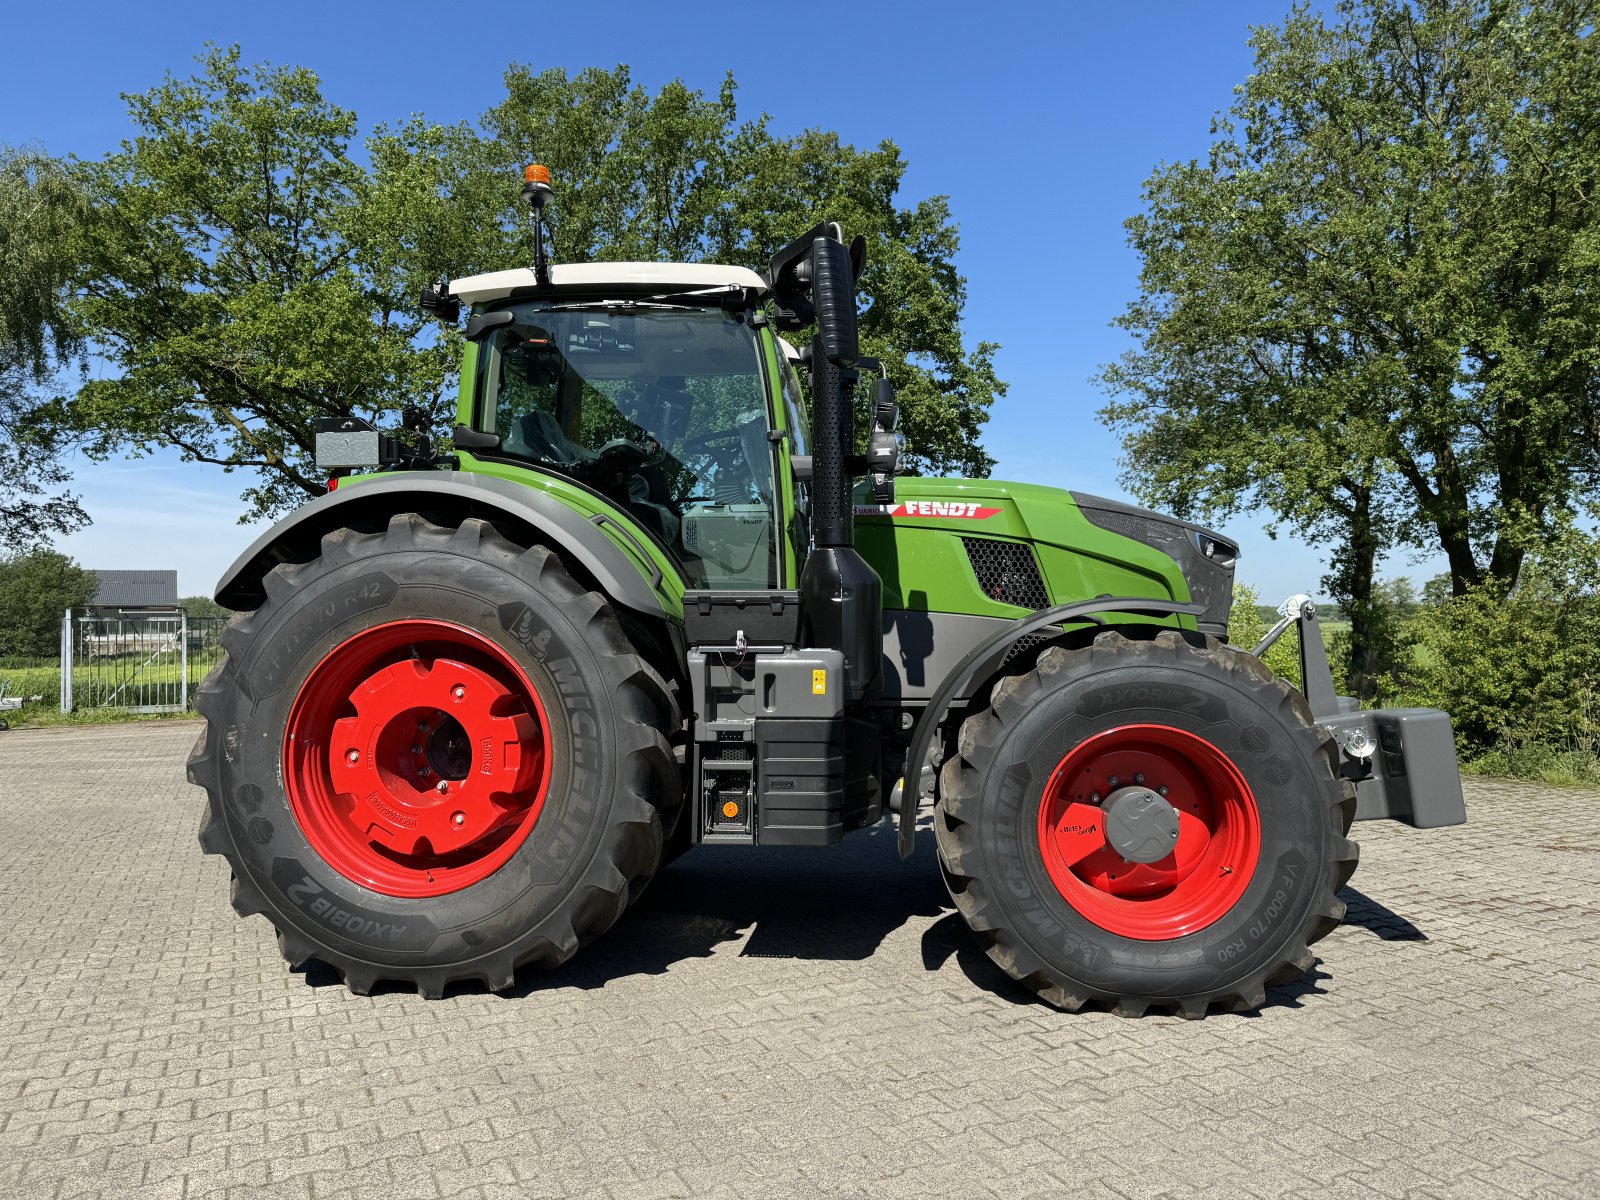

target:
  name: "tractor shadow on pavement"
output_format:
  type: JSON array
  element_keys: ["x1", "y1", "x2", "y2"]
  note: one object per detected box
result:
[
  {"x1": 300, "y1": 835, "x2": 1427, "y2": 1006},
  {"x1": 500, "y1": 820, "x2": 963, "y2": 996},
  {"x1": 906, "y1": 885, "x2": 1430, "y2": 1018},
  {"x1": 1338, "y1": 886, "x2": 1430, "y2": 941}
]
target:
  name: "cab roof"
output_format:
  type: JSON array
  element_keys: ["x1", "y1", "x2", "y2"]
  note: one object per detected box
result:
[{"x1": 449, "y1": 262, "x2": 769, "y2": 307}]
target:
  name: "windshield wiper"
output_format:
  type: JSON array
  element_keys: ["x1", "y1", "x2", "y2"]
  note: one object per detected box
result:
[
  {"x1": 541, "y1": 300, "x2": 695, "y2": 312},
  {"x1": 647, "y1": 284, "x2": 745, "y2": 304},
  {"x1": 542, "y1": 284, "x2": 747, "y2": 313}
]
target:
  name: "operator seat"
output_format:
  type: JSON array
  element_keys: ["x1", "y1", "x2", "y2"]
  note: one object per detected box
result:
[{"x1": 504, "y1": 408, "x2": 591, "y2": 467}]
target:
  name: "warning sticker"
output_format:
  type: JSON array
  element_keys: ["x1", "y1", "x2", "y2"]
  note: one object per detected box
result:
[
  {"x1": 811, "y1": 668, "x2": 828, "y2": 695},
  {"x1": 854, "y1": 501, "x2": 1003, "y2": 520}
]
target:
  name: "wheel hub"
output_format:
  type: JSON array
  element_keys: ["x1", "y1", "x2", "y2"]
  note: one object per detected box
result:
[
  {"x1": 424, "y1": 715, "x2": 473, "y2": 780},
  {"x1": 1037, "y1": 724, "x2": 1262, "y2": 940},
  {"x1": 1103, "y1": 785, "x2": 1180, "y2": 864},
  {"x1": 284, "y1": 620, "x2": 553, "y2": 897},
  {"x1": 329, "y1": 655, "x2": 539, "y2": 859}
]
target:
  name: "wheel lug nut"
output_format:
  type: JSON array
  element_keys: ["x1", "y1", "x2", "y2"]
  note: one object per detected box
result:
[
  {"x1": 1134, "y1": 773, "x2": 1145, "y2": 784},
  {"x1": 452, "y1": 685, "x2": 466, "y2": 700},
  {"x1": 419, "y1": 766, "x2": 431, "y2": 778},
  {"x1": 1158, "y1": 785, "x2": 1168, "y2": 796},
  {"x1": 1108, "y1": 776, "x2": 1119, "y2": 787},
  {"x1": 418, "y1": 723, "x2": 429, "y2": 734},
  {"x1": 346, "y1": 750, "x2": 359, "y2": 764},
  {"x1": 411, "y1": 744, "x2": 422, "y2": 754},
  {"x1": 438, "y1": 781, "x2": 450, "y2": 795},
  {"x1": 451, "y1": 811, "x2": 465, "y2": 826},
  {"x1": 1090, "y1": 792, "x2": 1101, "y2": 804}
]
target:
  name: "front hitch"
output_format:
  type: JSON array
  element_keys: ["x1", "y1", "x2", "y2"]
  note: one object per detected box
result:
[{"x1": 1255, "y1": 594, "x2": 1467, "y2": 830}]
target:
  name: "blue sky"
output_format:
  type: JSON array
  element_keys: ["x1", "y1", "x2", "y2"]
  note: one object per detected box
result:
[{"x1": 2, "y1": 0, "x2": 1444, "y2": 602}]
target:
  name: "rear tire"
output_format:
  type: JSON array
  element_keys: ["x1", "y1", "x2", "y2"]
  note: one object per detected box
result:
[
  {"x1": 187, "y1": 514, "x2": 680, "y2": 998},
  {"x1": 935, "y1": 628, "x2": 1357, "y2": 1017}
]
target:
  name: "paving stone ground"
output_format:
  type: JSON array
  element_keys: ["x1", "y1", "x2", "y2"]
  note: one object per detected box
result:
[{"x1": 1, "y1": 721, "x2": 1596, "y2": 1199}]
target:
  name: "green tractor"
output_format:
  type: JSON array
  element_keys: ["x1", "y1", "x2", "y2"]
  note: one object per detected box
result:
[{"x1": 190, "y1": 169, "x2": 1465, "y2": 1015}]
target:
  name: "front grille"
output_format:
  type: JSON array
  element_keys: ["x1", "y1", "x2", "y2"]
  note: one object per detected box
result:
[{"x1": 961, "y1": 538, "x2": 1049, "y2": 609}]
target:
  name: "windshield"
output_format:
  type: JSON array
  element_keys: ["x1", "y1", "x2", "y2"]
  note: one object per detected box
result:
[{"x1": 475, "y1": 303, "x2": 777, "y2": 589}]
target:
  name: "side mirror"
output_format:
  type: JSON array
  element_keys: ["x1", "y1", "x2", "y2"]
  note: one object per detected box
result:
[
  {"x1": 420, "y1": 281, "x2": 461, "y2": 325},
  {"x1": 873, "y1": 378, "x2": 898, "y2": 433},
  {"x1": 867, "y1": 377, "x2": 900, "y2": 504},
  {"x1": 809, "y1": 237, "x2": 859, "y2": 368}
]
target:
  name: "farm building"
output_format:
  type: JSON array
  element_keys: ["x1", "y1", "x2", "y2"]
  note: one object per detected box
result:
[{"x1": 88, "y1": 570, "x2": 179, "y2": 618}]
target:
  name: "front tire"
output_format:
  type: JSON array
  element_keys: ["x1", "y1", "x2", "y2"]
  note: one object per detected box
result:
[
  {"x1": 935, "y1": 629, "x2": 1357, "y2": 1017},
  {"x1": 187, "y1": 514, "x2": 680, "y2": 998}
]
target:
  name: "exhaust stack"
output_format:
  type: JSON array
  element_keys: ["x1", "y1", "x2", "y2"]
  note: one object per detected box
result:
[{"x1": 768, "y1": 226, "x2": 882, "y2": 702}]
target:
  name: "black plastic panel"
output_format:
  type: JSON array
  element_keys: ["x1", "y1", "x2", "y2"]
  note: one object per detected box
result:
[
  {"x1": 755, "y1": 717, "x2": 845, "y2": 846},
  {"x1": 683, "y1": 590, "x2": 801, "y2": 648}
]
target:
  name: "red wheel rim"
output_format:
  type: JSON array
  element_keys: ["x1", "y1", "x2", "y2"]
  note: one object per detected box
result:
[
  {"x1": 1037, "y1": 724, "x2": 1260, "y2": 939},
  {"x1": 283, "y1": 620, "x2": 553, "y2": 898}
]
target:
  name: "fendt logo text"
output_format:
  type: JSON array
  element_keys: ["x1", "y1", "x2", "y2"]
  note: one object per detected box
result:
[{"x1": 855, "y1": 501, "x2": 1003, "y2": 519}]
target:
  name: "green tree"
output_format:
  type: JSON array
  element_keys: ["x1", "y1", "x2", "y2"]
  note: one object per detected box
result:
[
  {"x1": 0, "y1": 549, "x2": 97, "y2": 658},
  {"x1": 64, "y1": 47, "x2": 458, "y2": 520},
  {"x1": 1098, "y1": 0, "x2": 1600, "y2": 700},
  {"x1": 372, "y1": 63, "x2": 1002, "y2": 476},
  {"x1": 62, "y1": 54, "x2": 1001, "y2": 524},
  {"x1": 0, "y1": 145, "x2": 88, "y2": 551},
  {"x1": 1408, "y1": 519, "x2": 1600, "y2": 755},
  {"x1": 179, "y1": 594, "x2": 231, "y2": 618}
]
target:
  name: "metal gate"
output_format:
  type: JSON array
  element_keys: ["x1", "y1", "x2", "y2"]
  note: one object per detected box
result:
[{"x1": 60, "y1": 612, "x2": 228, "y2": 713}]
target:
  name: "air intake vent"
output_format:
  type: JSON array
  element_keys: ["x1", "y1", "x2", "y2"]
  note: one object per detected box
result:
[{"x1": 961, "y1": 538, "x2": 1049, "y2": 609}]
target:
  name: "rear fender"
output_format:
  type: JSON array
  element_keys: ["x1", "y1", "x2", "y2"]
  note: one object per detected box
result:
[{"x1": 214, "y1": 472, "x2": 672, "y2": 621}]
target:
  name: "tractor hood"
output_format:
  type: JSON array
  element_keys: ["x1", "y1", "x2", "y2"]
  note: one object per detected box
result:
[
  {"x1": 853, "y1": 477, "x2": 1237, "y2": 639},
  {"x1": 1066, "y1": 491, "x2": 1238, "y2": 638}
]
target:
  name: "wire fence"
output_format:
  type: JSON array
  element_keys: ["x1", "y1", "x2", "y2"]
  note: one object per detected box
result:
[{"x1": 60, "y1": 612, "x2": 228, "y2": 713}]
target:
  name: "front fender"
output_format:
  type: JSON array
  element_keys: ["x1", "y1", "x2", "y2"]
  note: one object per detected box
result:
[
  {"x1": 215, "y1": 472, "x2": 672, "y2": 620},
  {"x1": 896, "y1": 597, "x2": 1208, "y2": 860}
]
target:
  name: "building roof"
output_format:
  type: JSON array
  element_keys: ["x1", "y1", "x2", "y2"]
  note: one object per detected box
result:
[
  {"x1": 449, "y1": 262, "x2": 769, "y2": 306},
  {"x1": 91, "y1": 570, "x2": 179, "y2": 609}
]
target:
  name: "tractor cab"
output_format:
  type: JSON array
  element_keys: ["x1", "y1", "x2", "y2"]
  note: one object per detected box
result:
[{"x1": 448, "y1": 266, "x2": 781, "y2": 590}]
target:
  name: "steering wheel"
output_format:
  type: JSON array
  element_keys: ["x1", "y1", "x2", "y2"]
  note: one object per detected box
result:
[
  {"x1": 677, "y1": 428, "x2": 749, "y2": 458},
  {"x1": 592, "y1": 434, "x2": 663, "y2": 474}
]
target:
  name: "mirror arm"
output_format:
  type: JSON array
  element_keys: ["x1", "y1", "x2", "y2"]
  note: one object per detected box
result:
[{"x1": 453, "y1": 424, "x2": 502, "y2": 452}]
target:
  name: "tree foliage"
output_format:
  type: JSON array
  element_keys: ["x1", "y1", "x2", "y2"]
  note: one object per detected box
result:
[
  {"x1": 61, "y1": 53, "x2": 1001, "y2": 523},
  {"x1": 179, "y1": 594, "x2": 231, "y2": 618},
  {"x1": 1099, "y1": 0, "x2": 1600, "y2": 699},
  {"x1": 0, "y1": 549, "x2": 96, "y2": 658},
  {"x1": 0, "y1": 145, "x2": 88, "y2": 551},
  {"x1": 65, "y1": 48, "x2": 454, "y2": 519},
  {"x1": 1407, "y1": 517, "x2": 1600, "y2": 753}
]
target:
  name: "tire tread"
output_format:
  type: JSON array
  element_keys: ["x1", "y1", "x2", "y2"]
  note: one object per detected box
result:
[
  {"x1": 188, "y1": 514, "x2": 680, "y2": 999},
  {"x1": 935, "y1": 628, "x2": 1357, "y2": 1017}
]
